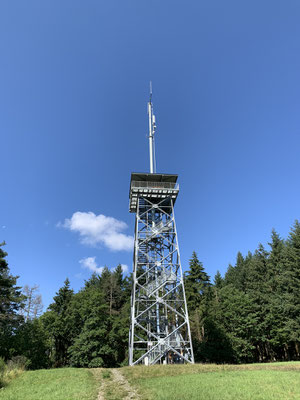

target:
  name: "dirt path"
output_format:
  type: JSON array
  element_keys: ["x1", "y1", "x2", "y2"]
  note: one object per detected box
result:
[
  {"x1": 91, "y1": 369, "x2": 105, "y2": 400},
  {"x1": 92, "y1": 368, "x2": 140, "y2": 400},
  {"x1": 111, "y1": 369, "x2": 140, "y2": 400}
]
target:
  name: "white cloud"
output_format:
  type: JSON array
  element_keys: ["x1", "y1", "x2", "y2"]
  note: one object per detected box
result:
[
  {"x1": 120, "y1": 264, "x2": 129, "y2": 274},
  {"x1": 79, "y1": 258, "x2": 129, "y2": 276},
  {"x1": 59, "y1": 211, "x2": 133, "y2": 251},
  {"x1": 79, "y1": 256, "x2": 104, "y2": 274}
]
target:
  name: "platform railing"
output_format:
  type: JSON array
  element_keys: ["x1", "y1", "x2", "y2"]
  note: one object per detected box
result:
[{"x1": 131, "y1": 181, "x2": 179, "y2": 190}]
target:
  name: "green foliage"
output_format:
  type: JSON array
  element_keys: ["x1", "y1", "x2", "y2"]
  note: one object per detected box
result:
[
  {"x1": 13, "y1": 320, "x2": 49, "y2": 369},
  {"x1": 0, "y1": 242, "x2": 25, "y2": 360},
  {"x1": 184, "y1": 251, "x2": 210, "y2": 312},
  {"x1": 42, "y1": 278, "x2": 74, "y2": 367},
  {"x1": 0, "y1": 357, "x2": 5, "y2": 373},
  {"x1": 39, "y1": 266, "x2": 129, "y2": 368},
  {"x1": 188, "y1": 220, "x2": 300, "y2": 364}
]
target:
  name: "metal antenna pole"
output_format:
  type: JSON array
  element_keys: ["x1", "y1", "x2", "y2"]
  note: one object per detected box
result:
[{"x1": 148, "y1": 81, "x2": 156, "y2": 174}]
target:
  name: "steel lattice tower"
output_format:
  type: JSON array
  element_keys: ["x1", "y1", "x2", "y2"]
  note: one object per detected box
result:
[{"x1": 128, "y1": 87, "x2": 194, "y2": 366}]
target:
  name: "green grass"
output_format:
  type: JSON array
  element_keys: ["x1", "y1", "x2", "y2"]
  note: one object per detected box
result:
[
  {"x1": 122, "y1": 362, "x2": 300, "y2": 400},
  {"x1": 0, "y1": 368, "x2": 99, "y2": 400},
  {"x1": 2, "y1": 362, "x2": 300, "y2": 400}
]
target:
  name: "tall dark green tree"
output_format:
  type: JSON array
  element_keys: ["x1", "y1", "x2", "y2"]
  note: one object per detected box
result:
[
  {"x1": 281, "y1": 220, "x2": 300, "y2": 359},
  {"x1": 14, "y1": 319, "x2": 49, "y2": 369},
  {"x1": 42, "y1": 278, "x2": 74, "y2": 367},
  {"x1": 99, "y1": 266, "x2": 126, "y2": 315},
  {"x1": 184, "y1": 251, "x2": 210, "y2": 312},
  {"x1": 214, "y1": 270, "x2": 224, "y2": 289},
  {"x1": 0, "y1": 242, "x2": 24, "y2": 359},
  {"x1": 184, "y1": 252, "x2": 212, "y2": 362},
  {"x1": 68, "y1": 286, "x2": 110, "y2": 367}
]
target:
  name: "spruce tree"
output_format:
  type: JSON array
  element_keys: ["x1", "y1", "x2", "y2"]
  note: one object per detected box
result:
[
  {"x1": 45, "y1": 278, "x2": 74, "y2": 367},
  {"x1": 0, "y1": 242, "x2": 24, "y2": 359},
  {"x1": 214, "y1": 271, "x2": 223, "y2": 289},
  {"x1": 282, "y1": 220, "x2": 300, "y2": 359},
  {"x1": 68, "y1": 287, "x2": 110, "y2": 367},
  {"x1": 184, "y1": 251, "x2": 210, "y2": 312}
]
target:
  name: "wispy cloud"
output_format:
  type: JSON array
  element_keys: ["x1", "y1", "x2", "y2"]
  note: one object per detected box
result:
[
  {"x1": 79, "y1": 258, "x2": 129, "y2": 276},
  {"x1": 120, "y1": 264, "x2": 129, "y2": 274},
  {"x1": 58, "y1": 211, "x2": 133, "y2": 251},
  {"x1": 79, "y1": 256, "x2": 104, "y2": 274}
]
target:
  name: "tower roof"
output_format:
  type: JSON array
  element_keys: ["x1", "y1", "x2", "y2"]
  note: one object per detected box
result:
[
  {"x1": 129, "y1": 172, "x2": 179, "y2": 213},
  {"x1": 131, "y1": 172, "x2": 178, "y2": 184}
]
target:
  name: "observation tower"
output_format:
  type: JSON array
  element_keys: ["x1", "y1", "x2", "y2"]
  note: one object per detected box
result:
[{"x1": 128, "y1": 86, "x2": 194, "y2": 366}]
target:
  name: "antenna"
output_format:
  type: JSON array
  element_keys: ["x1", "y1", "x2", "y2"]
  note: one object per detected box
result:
[
  {"x1": 148, "y1": 81, "x2": 156, "y2": 173},
  {"x1": 149, "y1": 81, "x2": 152, "y2": 102}
]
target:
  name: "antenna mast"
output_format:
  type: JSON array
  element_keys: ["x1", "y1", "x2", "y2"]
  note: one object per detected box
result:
[{"x1": 148, "y1": 81, "x2": 156, "y2": 173}]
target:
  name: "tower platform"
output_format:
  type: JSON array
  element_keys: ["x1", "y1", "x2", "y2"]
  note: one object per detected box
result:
[{"x1": 129, "y1": 172, "x2": 179, "y2": 213}]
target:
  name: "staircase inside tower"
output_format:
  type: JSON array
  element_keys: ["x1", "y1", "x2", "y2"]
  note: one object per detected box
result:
[{"x1": 130, "y1": 195, "x2": 193, "y2": 365}]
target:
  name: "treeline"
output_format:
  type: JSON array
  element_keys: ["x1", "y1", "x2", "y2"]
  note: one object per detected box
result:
[
  {"x1": 0, "y1": 243, "x2": 131, "y2": 369},
  {"x1": 0, "y1": 220, "x2": 299, "y2": 368},
  {"x1": 186, "y1": 220, "x2": 300, "y2": 363}
]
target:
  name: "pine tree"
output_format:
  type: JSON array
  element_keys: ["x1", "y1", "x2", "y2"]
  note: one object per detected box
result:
[
  {"x1": 100, "y1": 266, "x2": 125, "y2": 315},
  {"x1": 224, "y1": 251, "x2": 251, "y2": 291},
  {"x1": 45, "y1": 278, "x2": 74, "y2": 367},
  {"x1": 0, "y1": 242, "x2": 24, "y2": 359},
  {"x1": 184, "y1": 251, "x2": 210, "y2": 312},
  {"x1": 281, "y1": 220, "x2": 300, "y2": 359},
  {"x1": 214, "y1": 271, "x2": 223, "y2": 289},
  {"x1": 216, "y1": 284, "x2": 258, "y2": 362},
  {"x1": 68, "y1": 287, "x2": 110, "y2": 367}
]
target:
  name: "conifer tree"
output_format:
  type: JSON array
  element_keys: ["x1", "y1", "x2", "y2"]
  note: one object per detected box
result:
[
  {"x1": 68, "y1": 287, "x2": 110, "y2": 367},
  {"x1": 44, "y1": 278, "x2": 74, "y2": 367},
  {"x1": 0, "y1": 242, "x2": 24, "y2": 359},
  {"x1": 282, "y1": 220, "x2": 300, "y2": 359},
  {"x1": 214, "y1": 270, "x2": 223, "y2": 289},
  {"x1": 184, "y1": 251, "x2": 210, "y2": 312}
]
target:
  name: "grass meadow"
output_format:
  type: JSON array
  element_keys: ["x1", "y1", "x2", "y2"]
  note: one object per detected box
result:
[
  {"x1": 1, "y1": 362, "x2": 300, "y2": 399},
  {"x1": 122, "y1": 362, "x2": 300, "y2": 400},
  {"x1": 0, "y1": 368, "x2": 98, "y2": 400}
]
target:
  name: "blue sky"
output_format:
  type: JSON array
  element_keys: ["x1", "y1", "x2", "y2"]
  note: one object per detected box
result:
[{"x1": 1, "y1": 0, "x2": 299, "y2": 308}]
